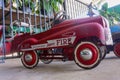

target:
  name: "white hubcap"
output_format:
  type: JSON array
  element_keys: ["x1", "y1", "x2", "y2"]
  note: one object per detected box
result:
[
  {"x1": 80, "y1": 49, "x2": 93, "y2": 60},
  {"x1": 25, "y1": 54, "x2": 33, "y2": 62}
]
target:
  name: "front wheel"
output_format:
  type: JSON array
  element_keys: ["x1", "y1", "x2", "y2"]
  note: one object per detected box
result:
[
  {"x1": 74, "y1": 41, "x2": 101, "y2": 69},
  {"x1": 21, "y1": 51, "x2": 39, "y2": 69}
]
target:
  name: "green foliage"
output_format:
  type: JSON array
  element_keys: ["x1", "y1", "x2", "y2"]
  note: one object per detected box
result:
[
  {"x1": 41, "y1": 0, "x2": 64, "y2": 13},
  {"x1": 99, "y1": 3, "x2": 120, "y2": 26},
  {"x1": 9, "y1": 0, "x2": 64, "y2": 14}
]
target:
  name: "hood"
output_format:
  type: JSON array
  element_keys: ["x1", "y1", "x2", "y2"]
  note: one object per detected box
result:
[{"x1": 53, "y1": 16, "x2": 104, "y2": 28}]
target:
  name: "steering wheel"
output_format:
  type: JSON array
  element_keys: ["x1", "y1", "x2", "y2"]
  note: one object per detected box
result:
[
  {"x1": 52, "y1": 11, "x2": 68, "y2": 26},
  {"x1": 54, "y1": 11, "x2": 67, "y2": 21}
]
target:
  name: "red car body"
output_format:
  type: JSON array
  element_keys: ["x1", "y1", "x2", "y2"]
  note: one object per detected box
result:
[{"x1": 0, "y1": 16, "x2": 113, "y2": 69}]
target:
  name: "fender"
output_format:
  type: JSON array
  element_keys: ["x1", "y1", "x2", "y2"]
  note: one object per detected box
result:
[
  {"x1": 18, "y1": 38, "x2": 38, "y2": 51},
  {"x1": 72, "y1": 22, "x2": 105, "y2": 45}
]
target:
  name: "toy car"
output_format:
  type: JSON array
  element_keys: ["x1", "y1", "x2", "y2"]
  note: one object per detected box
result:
[
  {"x1": 0, "y1": 13, "x2": 113, "y2": 69},
  {"x1": 106, "y1": 26, "x2": 120, "y2": 58}
]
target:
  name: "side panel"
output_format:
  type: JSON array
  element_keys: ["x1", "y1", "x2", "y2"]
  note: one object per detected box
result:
[{"x1": 20, "y1": 22, "x2": 105, "y2": 51}]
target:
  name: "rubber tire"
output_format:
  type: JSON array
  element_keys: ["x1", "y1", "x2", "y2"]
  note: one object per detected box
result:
[
  {"x1": 40, "y1": 49, "x2": 53, "y2": 64},
  {"x1": 74, "y1": 41, "x2": 101, "y2": 69},
  {"x1": 100, "y1": 46, "x2": 107, "y2": 60},
  {"x1": 113, "y1": 42, "x2": 120, "y2": 58},
  {"x1": 21, "y1": 51, "x2": 39, "y2": 69}
]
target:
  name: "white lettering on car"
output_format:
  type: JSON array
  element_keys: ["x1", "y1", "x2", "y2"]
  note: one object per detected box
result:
[{"x1": 31, "y1": 36, "x2": 76, "y2": 49}]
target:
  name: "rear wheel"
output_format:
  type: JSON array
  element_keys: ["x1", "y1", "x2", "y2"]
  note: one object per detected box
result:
[
  {"x1": 113, "y1": 42, "x2": 120, "y2": 58},
  {"x1": 40, "y1": 49, "x2": 53, "y2": 64},
  {"x1": 74, "y1": 41, "x2": 101, "y2": 69},
  {"x1": 21, "y1": 51, "x2": 39, "y2": 69}
]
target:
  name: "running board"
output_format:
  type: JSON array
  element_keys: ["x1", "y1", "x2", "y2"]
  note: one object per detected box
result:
[{"x1": 40, "y1": 56, "x2": 65, "y2": 59}]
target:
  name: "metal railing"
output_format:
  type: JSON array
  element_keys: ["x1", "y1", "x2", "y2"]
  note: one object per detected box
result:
[
  {"x1": 64, "y1": 0, "x2": 98, "y2": 19},
  {"x1": 0, "y1": 0, "x2": 54, "y2": 61},
  {"x1": 64, "y1": 0, "x2": 88, "y2": 19}
]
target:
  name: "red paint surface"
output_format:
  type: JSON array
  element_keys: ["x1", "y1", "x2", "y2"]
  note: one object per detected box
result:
[{"x1": 0, "y1": 16, "x2": 109, "y2": 59}]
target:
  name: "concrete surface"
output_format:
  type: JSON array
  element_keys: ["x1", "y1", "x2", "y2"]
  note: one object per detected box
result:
[{"x1": 0, "y1": 52, "x2": 120, "y2": 80}]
